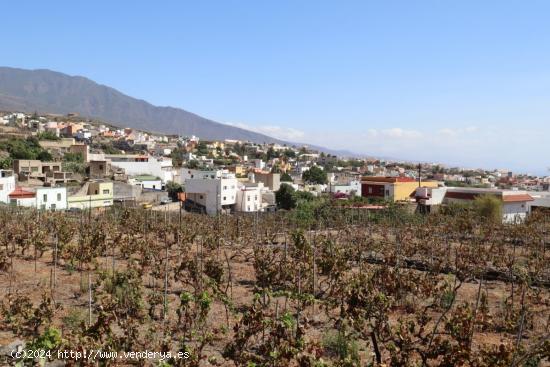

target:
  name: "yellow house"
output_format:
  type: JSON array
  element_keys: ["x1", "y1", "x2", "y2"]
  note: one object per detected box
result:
[
  {"x1": 361, "y1": 176, "x2": 439, "y2": 202},
  {"x1": 68, "y1": 182, "x2": 114, "y2": 209}
]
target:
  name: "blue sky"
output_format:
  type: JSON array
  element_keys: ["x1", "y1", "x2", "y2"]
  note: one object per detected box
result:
[{"x1": 2, "y1": 1, "x2": 550, "y2": 174}]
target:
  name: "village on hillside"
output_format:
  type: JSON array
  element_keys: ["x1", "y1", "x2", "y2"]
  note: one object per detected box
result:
[{"x1": 0, "y1": 111, "x2": 549, "y2": 222}]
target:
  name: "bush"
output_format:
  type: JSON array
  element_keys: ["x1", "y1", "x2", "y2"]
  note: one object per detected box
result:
[
  {"x1": 37, "y1": 131, "x2": 60, "y2": 141},
  {"x1": 322, "y1": 330, "x2": 360, "y2": 365},
  {"x1": 473, "y1": 194, "x2": 502, "y2": 224},
  {"x1": 63, "y1": 152, "x2": 84, "y2": 162},
  {"x1": 0, "y1": 137, "x2": 53, "y2": 161}
]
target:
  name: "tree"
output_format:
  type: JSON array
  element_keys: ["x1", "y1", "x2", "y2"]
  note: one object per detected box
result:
[
  {"x1": 302, "y1": 166, "x2": 327, "y2": 184},
  {"x1": 275, "y1": 183, "x2": 296, "y2": 210},
  {"x1": 166, "y1": 181, "x2": 184, "y2": 201},
  {"x1": 283, "y1": 149, "x2": 296, "y2": 159},
  {"x1": 171, "y1": 149, "x2": 184, "y2": 167},
  {"x1": 196, "y1": 142, "x2": 208, "y2": 155},
  {"x1": 186, "y1": 160, "x2": 200, "y2": 169},
  {"x1": 266, "y1": 147, "x2": 277, "y2": 160},
  {"x1": 281, "y1": 172, "x2": 293, "y2": 182}
]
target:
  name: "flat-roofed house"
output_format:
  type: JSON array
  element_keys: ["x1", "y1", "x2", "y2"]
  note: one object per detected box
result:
[{"x1": 362, "y1": 176, "x2": 439, "y2": 202}]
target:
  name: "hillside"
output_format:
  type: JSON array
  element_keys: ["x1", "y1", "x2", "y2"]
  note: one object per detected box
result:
[{"x1": 0, "y1": 67, "x2": 289, "y2": 144}]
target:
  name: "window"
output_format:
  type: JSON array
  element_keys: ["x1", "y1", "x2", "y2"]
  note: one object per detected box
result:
[
  {"x1": 385, "y1": 189, "x2": 390, "y2": 197},
  {"x1": 43, "y1": 194, "x2": 47, "y2": 202},
  {"x1": 0, "y1": 184, "x2": 3, "y2": 190},
  {"x1": 247, "y1": 196, "x2": 250, "y2": 201},
  {"x1": 223, "y1": 186, "x2": 227, "y2": 190},
  {"x1": 103, "y1": 189, "x2": 110, "y2": 194},
  {"x1": 254, "y1": 195, "x2": 257, "y2": 201},
  {"x1": 223, "y1": 196, "x2": 227, "y2": 200},
  {"x1": 199, "y1": 195, "x2": 203, "y2": 200},
  {"x1": 51, "y1": 204, "x2": 56, "y2": 210},
  {"x1": 57, "y1": 193, "x2": 61, "y2": 201},
  {"x1": 368, "y1": 187, "x2": 373, "y2": 194}
]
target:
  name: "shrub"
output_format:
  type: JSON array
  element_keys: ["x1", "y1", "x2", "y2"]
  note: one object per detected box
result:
[{"x1": 473, "y1": 194, "x2": 502, "y2": 224}]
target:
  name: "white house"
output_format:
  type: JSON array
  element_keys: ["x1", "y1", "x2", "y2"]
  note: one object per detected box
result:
[
  {"x1": 36, "y1": 187, "x2": 67, "y2": 211},
  {"x1": 179, "y1": 168, "x2": 223, "y2": 184},
  {"x1": 129, "y1": 175, "x2": 163, "y2": 190},
  {"x1": 251, "y1": 159, "x2": 266, "y2": 170},
  {"x1": 75, "y1": 129, "x2": 92, "y2": 140},
  {"x1": 0, "y1": 170, "x2": 16, "y2": 204},
  {"x1": 329, "y1": 180, "x2": 361, "y2": 196},
  {"x1": 106, "y1": 154, "x2": 175, "y2": 183},
  {"x1": 8, "y1": 187, "x2": 36, "y2": 207},
  {"x1": 185, "y1": 172, "x2": 239, "y2": 215},
  {"x1": 235, "y1": 184, "x2": 262, "y2": 212}
]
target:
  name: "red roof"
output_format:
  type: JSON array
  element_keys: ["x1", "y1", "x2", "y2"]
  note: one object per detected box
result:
[
  {"x1": 8, "y1": 187, "x2": 35, "y2": 199},
  {"x1": 502, "y1": 194, "x2": 534, "y2": 203}
]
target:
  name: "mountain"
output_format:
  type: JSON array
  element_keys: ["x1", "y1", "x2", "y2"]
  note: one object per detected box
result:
[{"x1": 0, "y1": 66, "x2": 298, "y2": 145}]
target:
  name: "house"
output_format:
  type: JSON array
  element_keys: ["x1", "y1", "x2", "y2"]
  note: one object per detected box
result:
[
  {"x1": 235, "y1": 184, "x2": 262, "y2": 212},
  {"x1": 529, "y1": 192, "x2": 550, "y2": 212},
  {"x1": 69, "y1": 144, "x2": 90, "y2": 162},
  {"x1": 38, "y1": 138, "x2": 75, "y2": 150},
  {"x1": 443, "y1": 187, "x2": 533, "y2": 223},
  {"x1": 251, "y1": 159, "x2": 266, "y2": 170},
  {"x1": 13, "y1": 160, "x2": 62, "y2": 180},
  {"x1": 8, "y1": 187, "x2": 36, "y2": 207},
  {"x1": 35, "y1": 187, "x2": 67, "y2": 211},
  {"x1": 252, "y1": 172, "x2": 281, "y2": 192},
  {"x1": 106, "y1": 154, "x2": 175, "y2": 183},
  {"x1": 0, "y1": 170, "x2": 16, "y2": 204},
  {"x1": 361, "y1": 176, "x2": 439, "y2": 202},
  {"x1": 227, "y1": 165, "x2": 247, "y2": 177},
  {"x1": 329, "y1": 180, "x2": 361, "y2": 196},
  {"x1": 184, "y1": 172, "x2": 238, "y2": 215},
  {"x1": 89, "y1": 160, "x2": 114, "y2": 178},
  {"x1": 129, "y1": 175, "x2": 163, "y2": 190},
  {"x1": 180, "y1": 168, "x2": 221, "y2": 181},
  {"x1": 67, "y1": 181, "x2": 114, "y2": 210},
  {"x1": 75, "y1": 129, "x2": 92, "y2": 140}
]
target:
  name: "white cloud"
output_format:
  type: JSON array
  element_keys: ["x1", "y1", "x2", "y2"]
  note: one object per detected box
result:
[
  {"x1": 437, "y1": 126, "x2": 478, "y2": 136},
  {"x1": 228, "y1": 122, "x2": 305, "y2": 141},
  {"x1": 366, "y1": 127, "x2": 423, "y2": 139}
]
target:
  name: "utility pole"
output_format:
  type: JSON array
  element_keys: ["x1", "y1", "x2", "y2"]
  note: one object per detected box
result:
[{"x1": 417, "y1": 164, "x2": 422, "y2": 187}]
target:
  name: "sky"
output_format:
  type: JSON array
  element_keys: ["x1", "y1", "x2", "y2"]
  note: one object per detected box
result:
[{"x1": 2, "y1": 0, "x2": 550, "y2": 174}]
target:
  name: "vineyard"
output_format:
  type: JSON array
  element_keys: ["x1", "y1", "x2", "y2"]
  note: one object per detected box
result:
[{"x1": 0, "y1": 204, "x2": 549, "y2": 366}]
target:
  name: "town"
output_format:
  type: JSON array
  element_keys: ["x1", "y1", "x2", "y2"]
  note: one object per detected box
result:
[{"x1": 1, "y1": 111, "x2": 549, "y2": 223}]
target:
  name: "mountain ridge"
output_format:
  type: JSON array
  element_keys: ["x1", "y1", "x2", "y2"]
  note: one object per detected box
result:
[{"x1": 0, "y1": 66, "x2": 361, "y2": 157}]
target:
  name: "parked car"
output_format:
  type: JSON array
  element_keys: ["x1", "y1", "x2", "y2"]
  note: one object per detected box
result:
[{"x1": 160, "y1": 197, "x2": 171, "y2": 205}]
